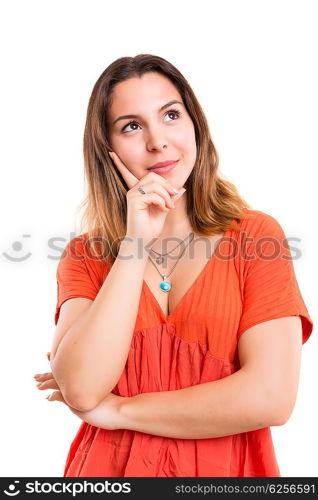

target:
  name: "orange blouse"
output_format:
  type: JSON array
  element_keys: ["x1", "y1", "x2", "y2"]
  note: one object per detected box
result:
[{"x1": 54, "y1": 208, "x2": 313, "y2": 477}]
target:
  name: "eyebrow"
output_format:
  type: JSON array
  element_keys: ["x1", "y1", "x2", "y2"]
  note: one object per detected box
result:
[{"x1": 112, "y1": 100, "x2": 184, "y2": 126}]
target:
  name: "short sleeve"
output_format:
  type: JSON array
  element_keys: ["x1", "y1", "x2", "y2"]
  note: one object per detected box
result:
[
  {"x1": 54, "y1": 235, "x2": 104, "y2": 325},
  {"x1": 237, "y1": 213, "x2": 313, "y2": 345}
]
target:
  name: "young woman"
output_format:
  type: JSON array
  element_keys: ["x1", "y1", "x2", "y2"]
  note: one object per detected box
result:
[{"x1": 34, "y1": 54, "x2": 313, "y2": 477}]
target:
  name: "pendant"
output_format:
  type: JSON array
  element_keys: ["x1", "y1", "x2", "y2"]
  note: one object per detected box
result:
[{"x1": 159, "y1": 276, "x2": 171, "y2": 293}]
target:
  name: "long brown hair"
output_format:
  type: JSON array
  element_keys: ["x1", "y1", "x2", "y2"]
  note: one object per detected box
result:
[{"x1": 75, "y1": 54, "x2": 254, "y2": 263}]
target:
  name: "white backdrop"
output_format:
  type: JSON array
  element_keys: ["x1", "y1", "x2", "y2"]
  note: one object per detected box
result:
[{"x1": 0, "y1": 0, "x2": 316, "y2": 477}]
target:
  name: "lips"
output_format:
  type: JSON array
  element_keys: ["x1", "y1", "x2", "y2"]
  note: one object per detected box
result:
[
  {"x1": 148, "y1": 160, "x2": 179, "y2": 174},
  {"x1": 148, "y1": 160, "x2": 179, "y2": 170}
]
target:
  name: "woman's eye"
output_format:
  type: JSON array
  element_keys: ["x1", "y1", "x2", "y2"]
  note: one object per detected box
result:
[
  {"x1": 164, "y1": 110, "x2": 180, "y2": 122},
  {"x1": 122, "y1": 122, "x2": 139, "y2": 133},
  {"x1": 121, "y1": 109, "x2": 181, "y2": 133}
]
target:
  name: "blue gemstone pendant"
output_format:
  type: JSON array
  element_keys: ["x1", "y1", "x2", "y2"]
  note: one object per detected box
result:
[{"x1": 159, "y1": 276, "x2": 171, "y2": 293}]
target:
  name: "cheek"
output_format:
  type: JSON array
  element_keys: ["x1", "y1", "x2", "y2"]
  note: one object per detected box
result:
[
  {"x1": 110, "y1": 138, "x2": 138, "y2": 166},
  {"x1": 111, "y1": 143, "x2": 145, "y2": 179},
  {"x1": 178, "y1": 125, "x2": 196, "y2": 162}
]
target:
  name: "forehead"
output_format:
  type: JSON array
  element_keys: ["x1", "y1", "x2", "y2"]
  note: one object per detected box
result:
[{"x1": 109, "y1": 72, "x2": 181, "y2": 116}]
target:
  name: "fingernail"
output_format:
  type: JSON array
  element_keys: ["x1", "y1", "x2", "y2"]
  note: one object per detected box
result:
[
  {"x1": 172, "y1": 187, "x2": 179, "y2": 194},
  {"x1": 34, "y1": 374, "x2": 40, "y2": 379},
  {"x1": 108, "y1": 151, "x2": 113, "y2": 157}
]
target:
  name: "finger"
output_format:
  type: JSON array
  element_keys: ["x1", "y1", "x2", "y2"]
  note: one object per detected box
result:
[
  {"x1": 138, "y1": 182, "x2": 176, "y2": 209},
  {"x1": 34, "y1": 372, "x2": 53, "y2": 381},
  {"x1": 47, "y1": 390, "x2": 66, "y2": 403},
  {"x1": 143, "y1": 173, "x2": 186, "y2": 206},
  {"x1": 140, "y1": 178, "x2": 180, "y2": 196},
  {"x1": 138, "y1": 192, "x2": 170, "y2": 213},
  {"x1": 109, "y1": 151, "x2": 139, "y2": 190},
  {"x1": 171, "y1": 187, "x2": 187, "y2": 202},
  {"x1": 36, "y1": 378, "x2": 59, "y2": 390}
]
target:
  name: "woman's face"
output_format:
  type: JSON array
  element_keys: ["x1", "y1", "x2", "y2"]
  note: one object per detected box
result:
[{"x1": 107, "y1": 72, "x2": 197, "y2": 190}]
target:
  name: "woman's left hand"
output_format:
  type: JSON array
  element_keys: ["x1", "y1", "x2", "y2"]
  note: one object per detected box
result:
[{"x1": 33, "y1": 352, "x2": 127, "y2": 430}]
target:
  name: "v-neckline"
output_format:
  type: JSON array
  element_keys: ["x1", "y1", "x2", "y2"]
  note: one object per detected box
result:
[{"x1": 142, "y1": 232, "x2": 227, "y2": 322}]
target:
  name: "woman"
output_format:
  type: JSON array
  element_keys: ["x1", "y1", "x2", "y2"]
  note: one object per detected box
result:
[{"x1": 34, "y1": 54, "x2": 313, "y2": 477}]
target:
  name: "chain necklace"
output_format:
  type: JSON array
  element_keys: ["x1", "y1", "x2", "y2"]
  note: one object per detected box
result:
[
  {"x1": 149, "y1": 231, "x2": 194, "y2": 264},
  {"x1": 148, "y1": 232, "x2": 195, "y2": 292}
]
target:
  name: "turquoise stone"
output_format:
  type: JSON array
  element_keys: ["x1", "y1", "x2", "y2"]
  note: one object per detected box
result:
[{"x1": 160, "y1": 280, "x2": 171, "y2": 292}]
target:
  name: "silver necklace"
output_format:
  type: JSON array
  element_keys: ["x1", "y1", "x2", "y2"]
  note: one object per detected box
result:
[
  {"x1": 149, "y1": 231, "x2": 194, "y2": 264},
  {"x1": 148, "y1": 232, "x2": 195, "y2": 292}
]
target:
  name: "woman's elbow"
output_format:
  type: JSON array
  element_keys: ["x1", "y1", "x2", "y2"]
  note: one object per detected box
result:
[{"x1": 63, "y1": 389, "x2": 100, "y2": 412}]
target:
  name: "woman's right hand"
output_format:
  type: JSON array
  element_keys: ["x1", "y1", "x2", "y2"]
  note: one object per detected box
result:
[{"x1": 109, "y1": 151, "x2": 186, "y2": 246}]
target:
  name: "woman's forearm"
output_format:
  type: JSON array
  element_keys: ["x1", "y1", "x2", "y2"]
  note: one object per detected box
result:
[
  {"x1": 118, "y1": 368, "x2": 282, "y2": 439},
  {"x1": 51, "y1": 237, "x2": 148, "y2": 411}
]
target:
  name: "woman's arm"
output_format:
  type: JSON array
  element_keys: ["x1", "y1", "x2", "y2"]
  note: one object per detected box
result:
[
  {"x1": 43, "y1": 317, "x2": 301, "y2": 438},
  {"x1": 51, "y1": 238, "x2": 148, "y2": 411},
  {"x1": 117, "y1": 316, "x2": 302, "y2": 439},
  {"x1": 118, "y1": 369, "x2": 278, "y2": 439}
]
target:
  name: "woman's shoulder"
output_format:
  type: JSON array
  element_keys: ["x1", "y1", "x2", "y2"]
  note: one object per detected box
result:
[
  {"x1": 239, "y1": 207, "x2": 285, "y2": 238},
  {"x1": 60, "y1": 232, "x2": 112, "y2": 270},
  {"x1": 60, "y1": 232, "x2": 89, "y2": 260}
]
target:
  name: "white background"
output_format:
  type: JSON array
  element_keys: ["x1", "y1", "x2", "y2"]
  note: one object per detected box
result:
[{"x1": 0, "y1": 0, "x2": 317, "y2": 477}]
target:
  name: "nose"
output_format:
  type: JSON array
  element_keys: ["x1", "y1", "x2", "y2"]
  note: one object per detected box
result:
[{"x1": 146, "y1": 127, "x2": 168, "y2": 152}]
